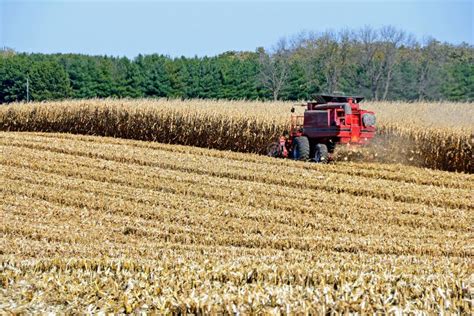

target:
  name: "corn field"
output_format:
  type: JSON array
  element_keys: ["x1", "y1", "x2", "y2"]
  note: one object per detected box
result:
[
  {"x1": 0, "y1": 99, "x2": 472, "y2": 172},
  {"x1": 1, "y1": 132, "x2": 473, "y2": 313}
]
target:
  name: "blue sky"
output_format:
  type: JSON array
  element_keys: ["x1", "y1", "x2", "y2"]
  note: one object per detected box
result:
[{"x1": 1, "y1": 0, "x2": 473, "y2": 58}]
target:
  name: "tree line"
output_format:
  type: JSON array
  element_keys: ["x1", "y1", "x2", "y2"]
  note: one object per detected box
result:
[{"x1": 1, "y1": 26, "x2": 472, "y2": 103}]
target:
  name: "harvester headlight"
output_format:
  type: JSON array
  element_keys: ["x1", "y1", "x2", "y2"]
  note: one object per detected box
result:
[{"x1": 362, "y1": 113, "x2": 376, "y2": 127}]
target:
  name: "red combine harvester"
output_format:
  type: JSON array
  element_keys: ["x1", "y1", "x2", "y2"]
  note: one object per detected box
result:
[{"x1": 268, "y1": 95, "x2": 376, "y2": 162}]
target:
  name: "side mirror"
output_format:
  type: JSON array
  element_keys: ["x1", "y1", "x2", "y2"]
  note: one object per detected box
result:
[{"x1": 290, "y1": 107, "x2": 295, "y2": 113}]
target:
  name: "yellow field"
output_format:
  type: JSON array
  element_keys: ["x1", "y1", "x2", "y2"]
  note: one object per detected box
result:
[
  {"x1": 1, "y1": 99, "x2": 472, "y2": 172},
  {"x1": 1, "y1": 132, "x2": 472, "y2": 313}
]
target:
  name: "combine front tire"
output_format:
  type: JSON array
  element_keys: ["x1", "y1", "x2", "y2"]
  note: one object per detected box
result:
[
  {"x1": 292, "y1": 137, "x2": 310, "y2": 160},
  {"x1": 314, "y1": 143, "x2": 329, "y2": 163}
]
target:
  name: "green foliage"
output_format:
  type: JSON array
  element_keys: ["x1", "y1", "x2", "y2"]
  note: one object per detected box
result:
[
  {"x1": 29, "y1": 60, "x2": 71, "y2": 101},
  {"x1": 442, "y1": 45, "x2": 474, "y2": 101},
  {"x1": 136, "y1": 54, "x2": 171, "y2": 97},
  {"x1": 444, "y1": 62, "x2": 474, "y2": 101},
  {"x1": 281, "y1": 60, "x2": 310, "y2": 100},
  {"x1": 0, "y1": 36, "x2": 472, "y2": 103},
  {"x1": 0, "y1": 54, "x2": 29, "y2": 103},
  {"x1": 0, "y1": 54, "x2": 71, "y2": 102}
]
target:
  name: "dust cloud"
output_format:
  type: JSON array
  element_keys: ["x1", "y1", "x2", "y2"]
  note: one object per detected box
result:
[{"x1": 333, "y1": 133, "x2": 429, "y2": 168}]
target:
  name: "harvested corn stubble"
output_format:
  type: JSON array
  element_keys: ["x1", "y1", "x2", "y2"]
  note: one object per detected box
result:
[{"x1": 0, "y1": 132, "x2": 472, "y2": 314}]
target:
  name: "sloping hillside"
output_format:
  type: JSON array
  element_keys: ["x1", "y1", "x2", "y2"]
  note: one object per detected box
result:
[{"x1": 1, "y1": 132, "x2": 472, "y2": 313}]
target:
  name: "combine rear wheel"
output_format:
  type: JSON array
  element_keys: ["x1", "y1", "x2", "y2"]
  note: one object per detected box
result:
[
  {"x1": 292, "y1": 137, "x2": 310, "y2": 160},
  {"x1": 267, "y1": 142, "x2": 281, "y2": 157},
  {"x1": 314, "y1": 143, "x2": 329, "y2": 163}
]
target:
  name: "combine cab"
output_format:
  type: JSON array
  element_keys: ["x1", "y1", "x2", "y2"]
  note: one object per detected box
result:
[{"x1": 268, "y1": 95, "x2": 376, "y2": 162}]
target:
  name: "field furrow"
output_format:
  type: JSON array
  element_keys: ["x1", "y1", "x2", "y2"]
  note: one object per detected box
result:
[
  {"x1": 3, "y1": 138, "x2": 472, "y2": 210},
  {"x1": 3, "y1": 132, "x2": 472, "y2": 188},
  {"x1": 2, "y1": 145, "x2": 471, "y2": 233},
  {"x1": 1, "y1": 132, "x2": 472, "y2": 314}
]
